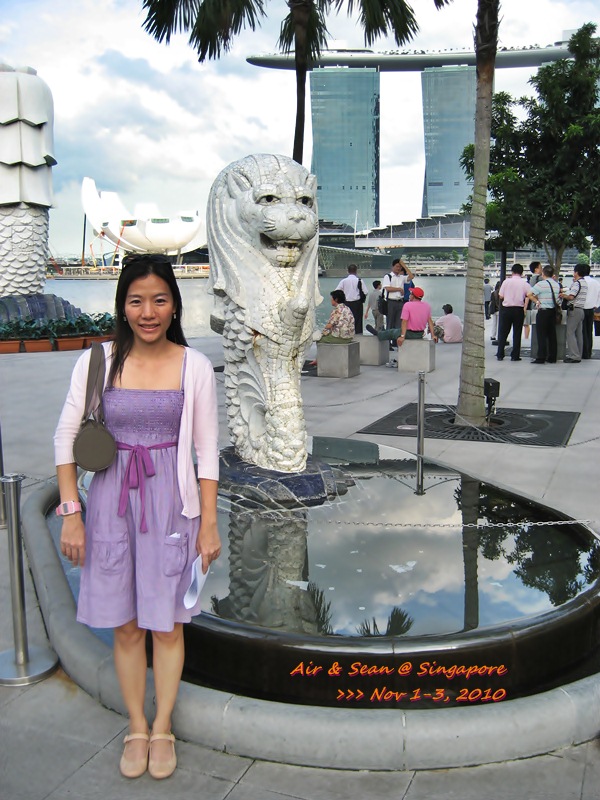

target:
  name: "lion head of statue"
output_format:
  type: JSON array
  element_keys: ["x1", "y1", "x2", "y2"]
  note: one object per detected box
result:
[{"x1": 207, "y1": 154, "x2": 320, "y2": 337}]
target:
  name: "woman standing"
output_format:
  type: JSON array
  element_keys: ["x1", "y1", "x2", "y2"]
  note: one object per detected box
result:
[{"x1": 54, "y1": 254, "x2": 220, "y2": 780}]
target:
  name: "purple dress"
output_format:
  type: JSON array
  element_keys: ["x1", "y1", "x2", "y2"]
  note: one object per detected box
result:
[{"x1": 77, "y1": 372, "x2": 201, "y2": 632}]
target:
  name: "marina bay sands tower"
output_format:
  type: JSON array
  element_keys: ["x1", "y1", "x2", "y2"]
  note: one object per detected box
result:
[{"x1": 248, "y1": 37, "x2": 573, "y2": 229}]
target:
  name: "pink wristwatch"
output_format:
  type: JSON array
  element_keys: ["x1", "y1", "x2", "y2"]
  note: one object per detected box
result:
[{"x1": 55, "y1": 501, "x2": 82, "y2": 516}]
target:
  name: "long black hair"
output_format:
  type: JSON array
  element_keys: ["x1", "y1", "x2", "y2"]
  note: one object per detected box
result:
[{"x1": 108, "y1": 254, "x2": 187, "y2": 386}]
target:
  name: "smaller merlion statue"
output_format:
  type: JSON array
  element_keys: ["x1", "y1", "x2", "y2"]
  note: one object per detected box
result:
[
  {"x1": 0, "y1": 64, "x2": 56, "y2": 295},
  {"x1": 207, "y1": 154, "x2": 321, "y2": 473}
]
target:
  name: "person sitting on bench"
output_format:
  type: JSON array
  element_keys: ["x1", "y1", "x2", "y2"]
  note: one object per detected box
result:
[{"x1": 366, "y1": 286, "x2": 437, "y2": 346}]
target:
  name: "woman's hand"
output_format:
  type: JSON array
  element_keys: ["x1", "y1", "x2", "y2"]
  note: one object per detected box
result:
[
  {"x1": 60, "y1": 515, "x2": 86, "y2": 567},
  {"x1": 196, "y1": 519, "x2": 221, "y2": 575}
]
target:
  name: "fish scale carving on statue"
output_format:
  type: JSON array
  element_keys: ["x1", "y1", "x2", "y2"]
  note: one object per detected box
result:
[
  {"x1": 207, "y1": 154, "x2": 321, "y2": 473},
  {"x1": 0, "y1": 65, "x2": 56, "y2": 296}
]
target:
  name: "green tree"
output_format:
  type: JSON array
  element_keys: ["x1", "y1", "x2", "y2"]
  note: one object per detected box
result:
[
  {"x1": 141, "y1": 0, "x2": 451, "y2": 165},
  {"x1": 455, "y1": 0, "x2": 500, "y2": 427},
  {"x1": 592, "y1": 248, "x2": 600, "y2": 266},
  {"x1": 519, "y1": 24, "x2": 600, "y2": 275}
]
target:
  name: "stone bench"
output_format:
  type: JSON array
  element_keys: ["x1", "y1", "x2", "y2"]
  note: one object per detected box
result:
[
  {"x1": 357, "y1": 334, "x2": 389, "y2": 365},
  {"x1": 316, "y1": 340, "x2": 360, "y2": 378},
  {"x1": 396, "y1": 339, "x2": 436, "y2": 372}
]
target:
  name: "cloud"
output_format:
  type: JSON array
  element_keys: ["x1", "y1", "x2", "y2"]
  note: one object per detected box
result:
[{"x1": 2, "y1": 0, "x2": 597, "y2": 253}]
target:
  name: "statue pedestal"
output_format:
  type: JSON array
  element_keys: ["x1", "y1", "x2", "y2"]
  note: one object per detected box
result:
[
  {"x1": 316, "y1": 341, "x2": 360, "y2": 378},
  {"x1": 219, "y1": 447, "x2": 351, "y2": 508}
]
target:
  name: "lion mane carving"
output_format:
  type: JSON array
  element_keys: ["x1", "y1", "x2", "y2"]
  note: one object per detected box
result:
[{"x1": 207, "y1": 154, "x2": 321, "y2": 473}]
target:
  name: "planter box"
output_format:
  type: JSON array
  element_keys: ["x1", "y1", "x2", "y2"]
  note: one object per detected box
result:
[
  {"x1": 22, "y1": 339, "x2": 54, "y2": 353},
  {"x1": 83, "y1": 335, "x2": 113, "y2": 348},
  {"x1": 0, "y1": 341, "x2": 22, "y2": 354},
  {"x1": 55, "y1": 337, "x2": 86, "y2": 351}
]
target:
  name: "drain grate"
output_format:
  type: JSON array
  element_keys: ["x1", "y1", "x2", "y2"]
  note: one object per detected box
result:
[{"x1": 359, "y1": 404, "x2": 579, "y2": 447}]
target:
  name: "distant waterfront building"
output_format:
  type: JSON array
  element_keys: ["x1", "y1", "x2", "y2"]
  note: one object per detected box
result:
[
  {"x1": 310, "y1": 67, "x2": 380, "y2": 229},
  {"x1": 251, "y1": 38, "x2": 573, "y2": 236},
  {"x1": 421, "y1": 66, "x2": 476, "y2": 217}
]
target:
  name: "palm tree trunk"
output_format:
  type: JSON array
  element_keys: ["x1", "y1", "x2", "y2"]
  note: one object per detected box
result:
[
  {"x1": 289, "y1": 0, "x2": 311, "y2": 164},
  {"x1": 455, "y1": 0, "x2": 499, "y2": 427}
]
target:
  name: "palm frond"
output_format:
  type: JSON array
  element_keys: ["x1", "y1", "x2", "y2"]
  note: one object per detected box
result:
[
  {"x1": 278, "y1": 3, "x2": 329, "y2": 61},
  {"x1": 143, "y1": 0, "x2": 267, "y2": 59},
  {"x1": 332, "y1": 0, "x2": 420, "y2": 47},
  {"x1": 142, "y1": 0, "x2": 202, "y2": 44}
]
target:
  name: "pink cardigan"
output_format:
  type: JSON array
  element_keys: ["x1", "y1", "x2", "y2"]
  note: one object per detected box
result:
[{"x1": 54, "y1": 343, "x2": 219, "y2": 520}]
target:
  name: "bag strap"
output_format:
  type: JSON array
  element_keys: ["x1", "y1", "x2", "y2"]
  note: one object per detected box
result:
[
  {"x1": 547, "y1": 280, "x2": 559, "y2": 308},
  {"x1": 82, "y1": 342, "x2": 107, "y2": 425}
]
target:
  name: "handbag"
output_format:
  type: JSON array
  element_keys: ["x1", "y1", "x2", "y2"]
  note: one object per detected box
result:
[
  {"x1": 72, "y1": 342, "x2": 116, "y2": 472},
  {"x1": 547, "y1": 281, "x2": 562, "y2": 325}
]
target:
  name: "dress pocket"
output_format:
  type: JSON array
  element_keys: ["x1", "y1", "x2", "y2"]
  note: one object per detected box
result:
[
  {"x1": 92, "y1": 528, "x2": 130, "y2": 574},
  {"x1": 163, "y1": 532, "x2": 189, "y2": 577}
]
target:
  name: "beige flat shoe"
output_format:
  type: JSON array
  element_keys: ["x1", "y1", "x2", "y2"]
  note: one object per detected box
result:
[
  {"x1": 119, "y1": 732, "x2": 150, "y2": 778},
  {"x1": 148, "y1": 732, "x2": 177, "y2": 780}
]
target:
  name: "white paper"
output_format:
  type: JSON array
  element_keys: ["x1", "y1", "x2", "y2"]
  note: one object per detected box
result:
[{"x1": 183, "y1": 556, "x2": 209, "y2": 609}]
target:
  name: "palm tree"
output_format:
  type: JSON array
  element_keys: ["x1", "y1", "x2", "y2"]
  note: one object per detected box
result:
[
  {"x1": 455, "y1": 0, "x2": 500, "y2": 427},
  {"x1": 141, "y1": 0, "x2": 450, "y2": 164}
]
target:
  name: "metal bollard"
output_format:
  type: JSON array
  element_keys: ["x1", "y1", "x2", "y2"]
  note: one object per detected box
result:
[
  {"x1": 0, "y1": 423, "x2": 6, "y2": 528},
  {"x1": 0, "y1": 474, "x2": 58, "y2": 685},
  {"x1": 415, "y1": 371, "x2": 426, "y2": 496}
]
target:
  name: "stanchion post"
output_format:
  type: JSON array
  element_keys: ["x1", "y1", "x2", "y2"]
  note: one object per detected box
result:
[
  {"x1": 416, "y1": 371, "x2": 426, "y2": 496},
  {"x1": 0, "y1": 474, "x2": 58, "y2": 685},
  {"x1": 0, "y1": 423, "x2": 7, "y2": 528}
]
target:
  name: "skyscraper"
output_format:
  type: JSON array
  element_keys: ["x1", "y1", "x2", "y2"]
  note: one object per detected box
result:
[
  {"x1": 421, "y1": 66, "x2": 477, "y2": 217},
  {"x1": 310, "y1": 67, "x2": 380, "y2": 229}
]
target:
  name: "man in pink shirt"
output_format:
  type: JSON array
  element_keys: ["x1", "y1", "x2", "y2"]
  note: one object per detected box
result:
[
  {"x1": 366, "y1": 286, "x2": 437, "y2": 346},
  {"x1": 434, "y1": 304, "x2": 463, "y2": 343},
  {"x1": 496, "y1": 264, "x2": 530, "y2": 361}
]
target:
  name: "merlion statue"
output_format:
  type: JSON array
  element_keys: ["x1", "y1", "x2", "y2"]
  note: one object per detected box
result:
[
  {"x1": 0, "y1": 64, "x2": 56, "y2": 295},
  {"x1": 207, "y1": 154, "x2": 321, "y2": 473}
]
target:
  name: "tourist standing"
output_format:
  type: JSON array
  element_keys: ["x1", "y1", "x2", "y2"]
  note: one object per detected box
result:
[
  {"x1": 496, "y1": 264, "x2": 530, "y2": 361},
  {"x1": 560, "y1": 266, "x2": 588, "y2": 362},
  {"x1": 382, "y1": 259, "x2": 414, "y2": 337},
  {"x1": 483, "y1": 278, "x2": 492, "y2": 319},
  {"x1": 364, "y1": 279, "x2": 384, "y2": 331},
  {"x1": 336, "y1": 264, "x2": 365, "y2": 334},
  {"x1": 580, "y1": 264, "x2": 600, "y2": 359},
  {"x1": 55, "y1": 254, "x2": 221, "y2": 780},
  {"x1": 526, "y1": 265, "x2": 560, "y2": 364},
  {"x1": 523, "y1": 261, "x2": 543, "y2": 340}
]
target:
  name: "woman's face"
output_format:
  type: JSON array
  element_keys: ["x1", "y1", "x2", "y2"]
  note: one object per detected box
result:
[
  {"x1": 124, "y1": 273, "x2": 176, "y2": 345},
  {"x1": 330, "y1": 296, "x2": 338, "y2": 307}
]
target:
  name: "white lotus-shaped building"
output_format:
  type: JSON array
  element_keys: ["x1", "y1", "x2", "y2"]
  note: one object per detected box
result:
[{"x1": 81, "y1": 177, "x2": 205, "y2": 255}]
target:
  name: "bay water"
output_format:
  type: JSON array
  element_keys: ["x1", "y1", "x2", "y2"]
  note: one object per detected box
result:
[{"x1": 45, "y1": 274, "x2": 467, "y2": 339}]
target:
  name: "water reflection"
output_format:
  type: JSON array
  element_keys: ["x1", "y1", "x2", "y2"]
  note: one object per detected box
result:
[{"x1": 200, "y1": 442, "x2": 600, "y2": 639}]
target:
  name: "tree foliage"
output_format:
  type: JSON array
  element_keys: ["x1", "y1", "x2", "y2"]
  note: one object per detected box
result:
[
  {"x1": 462, "y1": 23, "x2": 600, "y2": 276},
  {"x1": 141, "y1": 0, "x2": 452, "y2": 163}
]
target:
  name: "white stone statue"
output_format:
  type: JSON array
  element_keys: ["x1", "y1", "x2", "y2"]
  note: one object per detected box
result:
[
  {"x1": 207, "y1": 154, "x2": 321, "y2": 473},
  {"x1": 0, "y1": 64, "x2": 56, "y2": 296}
]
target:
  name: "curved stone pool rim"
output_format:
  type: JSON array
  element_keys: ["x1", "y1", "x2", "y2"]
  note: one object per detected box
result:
[{"x1": 23, "y1": 478, "x2": 600, "y2": 771}]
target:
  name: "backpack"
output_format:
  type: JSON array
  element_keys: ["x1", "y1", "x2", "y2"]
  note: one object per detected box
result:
[{"x1": 377, "y1": 274, "x2": 392, "y2": 315}]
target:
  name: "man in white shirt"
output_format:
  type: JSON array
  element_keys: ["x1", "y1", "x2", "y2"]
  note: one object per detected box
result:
[
  {"x1": 382, "y1": 259, "x2": 414, "y2": 335},
  {"x1": 580, "y1": 264, "x2": 600, "y2": 359},
  {"x1": 336, "y1": 264, "x2": 365, "y2": 334}
]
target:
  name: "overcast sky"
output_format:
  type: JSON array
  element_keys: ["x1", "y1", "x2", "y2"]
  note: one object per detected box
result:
[{"x1": 1, "y1": 0, "x2": 597, "y2": 256}]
